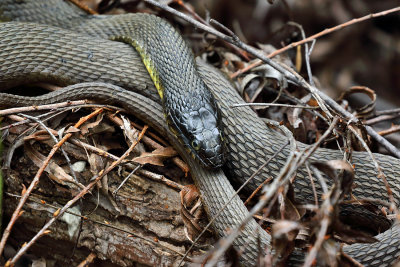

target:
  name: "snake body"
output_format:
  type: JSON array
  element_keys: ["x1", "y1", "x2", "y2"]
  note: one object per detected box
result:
[{"x1": 1, "y1": 0, "x2": 400, "y2": 266}]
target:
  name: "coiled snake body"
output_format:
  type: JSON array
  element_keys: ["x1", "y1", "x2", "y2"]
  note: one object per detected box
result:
[{"x1": 0, "y1": 0, "x2": 400, "y2": 265}]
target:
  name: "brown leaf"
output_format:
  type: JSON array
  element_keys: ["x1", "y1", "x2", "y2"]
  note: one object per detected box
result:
[
  {"x1": 272, "y1": 220, "x2": 302, "y2": 241},
  {"x1": 312, "y1": 159, "x2": 355, "y2": 199},
  {"x1": 272, "y1": 220, "x2": 301, "y2": 263},
  {"x1": 24, "y1": 142, "x2": 82, "y2": 188},
  {"x1": 132, "y1": 146, "x2": 177, "y2": 166},
  {"x1": 120, "y1": 115, "x2": 138, "y2": 145},
  {"x1": 64, "y1": 126, "x2": 81, "y2": 134},
  {"x1": 180, "y1": 184, "x2": 200, "y2": 209},
  {"x1": 80, "y1": 113, "x2": 113, "y2": 135},
  {"x1": 338, "y1": 86, "x2": 376, "y2": 118},
  {"x1": 179, "y1": 185, "x2": 210, "y2": 242}
]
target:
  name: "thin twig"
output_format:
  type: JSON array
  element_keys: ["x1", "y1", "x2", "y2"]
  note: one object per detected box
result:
[
  {"x1": 67, "y1": 0, "x2": 98, "y2": 14},
  {"x1": 287, "y1": 21, "x2": 315, "y2": 87},
  {"x1": 244, "y1": 177, "x2": 272, "y2": 206},
  {"x1": 365, "y1": 114, "x2": 398, "y2": 125},
  {"x1": 375, "y1": 107, "x2": 400, "y2": 116},
  {"x1": 305, "y1": 163, "x2": 319, "y2": 207},
  {"x1": 231, "y1": 103, "x2": 319, "y2": 109},
  {"x1": 112, "y1": 165, "x2": 141, "y2": 196},
  {"x1": 378, "y1": 124, "x2": 400, "y2": 136},
  {"x1": 77, "y1": 253, "x2": 96, "y2": 267},
  {"x1": 302, "y1": 165, "x2": 330, "y2": 267},
  {"x1": 0, "y1": 100, "x2": 86, "y2": 116},
  {"x1": 269, "y1": 7, "x2": 400, "y2": 59}
]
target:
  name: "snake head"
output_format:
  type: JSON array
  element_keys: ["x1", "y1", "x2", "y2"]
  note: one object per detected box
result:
[
  {"x1": 165, "y1": 89, "x2": 226, "y2": 169},
  {"x1": 185, "y1": 105, "x2": 226, "y2": 169}
]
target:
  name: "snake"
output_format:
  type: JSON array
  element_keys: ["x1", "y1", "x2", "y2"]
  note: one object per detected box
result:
[{"x1": 0, "y1": 0, "x2": 400, "y2": 266}]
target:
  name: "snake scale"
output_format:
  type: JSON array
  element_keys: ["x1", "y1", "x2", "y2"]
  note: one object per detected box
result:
[{"x1": 0, "y1": 0, "x2": 400, "y2": 266}]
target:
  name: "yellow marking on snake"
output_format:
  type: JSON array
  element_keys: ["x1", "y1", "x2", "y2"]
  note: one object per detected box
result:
[{"x1": 111, "y1": 36, "x2": 164, "y2": 99}]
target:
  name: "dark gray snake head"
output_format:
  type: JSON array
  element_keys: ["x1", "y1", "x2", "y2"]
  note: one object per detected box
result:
[{"x1": 164, "y1": 88, "x2": 226, "y2": 169}]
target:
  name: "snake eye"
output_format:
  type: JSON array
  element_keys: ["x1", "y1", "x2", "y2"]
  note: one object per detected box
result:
[{"x1": 191, "y1": 140, "x2": 200, "y2": 150}]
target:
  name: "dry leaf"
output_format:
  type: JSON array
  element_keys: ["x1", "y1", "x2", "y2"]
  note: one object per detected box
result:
[
  {"x1": 132, "y1": 146, "x2": 177, "y2": 166},
  {"x1": 24, "y1": 142, "x2": 82, "y2": 188},
  {"x1": 180, "y1": 185, "x2": 209, "y2": 241}
]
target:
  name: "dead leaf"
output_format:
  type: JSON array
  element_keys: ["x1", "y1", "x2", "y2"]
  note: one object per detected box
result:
[
  {"x1": 81, "y1": 113, "x2": 114, "y2": 135},
  {"x1": 311, "y1": 160, "x2": 354, "y2": 199},
  {"x1": 338, "y1": 86, "x2": 376, "y2": 118},
  {"x1": 180, "y1": 185, "x2": 210, "y2": 242},
  {"x1": 132, "y1": 146, "x2": 177, "y2": 166},
  {"x1": 64, "y1": 126, "x2": 81, "y2": 134},
  {"x1": 272, "y1": 220, "x2": 301, "y2": 263},
  {"x1": 24, "y1": 142, "x2": 83, "y2": 189},
  {"x1": 120, "y1": 115, "x2": 137, "y2": 145}
]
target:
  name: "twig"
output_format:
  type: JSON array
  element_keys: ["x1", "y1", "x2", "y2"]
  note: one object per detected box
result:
[
  {"x1": 378, "y1": 124, "x2": 400, "y2": 136},
  {"x1": 173, "y1": 0, "x2": 207, "y2": 24},
  {"x1": 7, "y1": 125, "x2": 149, "y2": 265},
  {"x1": 77, "y1": 253, "x2": 96, "y2": 267},
  {"x1": 341, "y1": 197, "x2": 392, "y2": 209},
  {"x1": 0, "y1": 108, "x2": 104, "y2": 256},
  {"x1": 269, "y1": 7, "x2": 400, "y2": 59},
  {"x1": 112, "y1": 165, "x2": 141, "y2": 196},
  {"x1": 365, "y1": 114, "x2": 398, "y2": 125},
  {"x1": 244, "y1": 177, "x2": 272, "y2": 206},
  {"x1": 375, "y1": 107, "x2": 400, "y2": 116},
  {"x1": 231, "y1": 103, "x2": 319, "y2": 109},
  {"x1": 67, "y1": 0, "x2": 98, "y2": 14},
  {"x1": 302, "y1": 165, "x2": 330, "y2": 267},
  {"x1": 137, "y1": 169, "x2": 184, "y2": 191},
  {"x1": 305, "y1": 163, "x2": 318, "y2": 207},
  {"x1": 2, "y1": 112, "x2": 57, "y2": 131},
  {"x1": 287, "y1": 21, "x2": 315, "y2": 86},
  {"x1": 0, "y1": 100, "x2": 86, "y2": 116}
]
